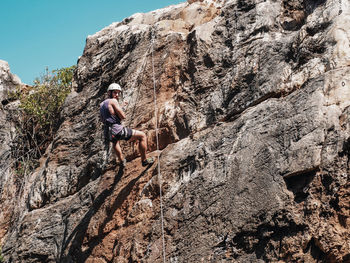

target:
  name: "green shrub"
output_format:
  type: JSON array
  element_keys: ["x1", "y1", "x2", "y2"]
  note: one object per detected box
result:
[
  {"x1": 0, "y1": 247, "x2": 4, "y2": 263},
  {"x1": 22, "y1": 66, "x2": 75, "y2": 127},
  {"x1": 9, "y1": 66, "x2": 76, "y2": 176}
]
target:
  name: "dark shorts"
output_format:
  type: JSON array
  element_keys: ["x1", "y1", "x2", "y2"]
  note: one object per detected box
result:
[{"x1": 110, "y1": 127, "x2": 133, "y2": 142}]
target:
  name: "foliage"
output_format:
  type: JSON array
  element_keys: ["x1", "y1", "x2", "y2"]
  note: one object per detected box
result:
[
  {"x1": 9, "y1": 66, "x2": 76, "y2": 176},
  {"x1": 0, "y1": 247, "x2": 3, "y2": 263}
]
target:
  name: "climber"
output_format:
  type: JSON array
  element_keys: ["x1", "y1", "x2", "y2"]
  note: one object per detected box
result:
[{"x1": 100, "y1": 83, "x2": 154, "y2": 167}]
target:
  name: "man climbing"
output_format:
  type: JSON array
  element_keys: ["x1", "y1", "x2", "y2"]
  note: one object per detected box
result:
[{"x1": 100, "y1": 83, "x2": 154, "y2": 167}]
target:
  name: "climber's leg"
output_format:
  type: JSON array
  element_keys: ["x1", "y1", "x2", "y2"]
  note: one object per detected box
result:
[
  {"x1": 129, "y1": 130, "x2": 147, "y2": 161},
  {"x1": 113, "y1": 141, "x2": 125, "y2": 165}
]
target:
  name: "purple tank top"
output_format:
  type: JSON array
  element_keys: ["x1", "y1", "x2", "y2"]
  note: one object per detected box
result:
[{"x1": 100, "y1": 99, "x2": 123, "y2": 134}]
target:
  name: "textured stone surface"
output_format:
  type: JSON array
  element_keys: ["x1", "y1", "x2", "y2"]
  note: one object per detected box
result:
[
  {"x1": 0, "y1": 60, "x2": 21, "y2": 104},
  {"x1": 0, "y1": 60, "x2": 21, "y2": 245},
  {"x1": 2, "y1": 0, "x2": 350, "y2": 262}
]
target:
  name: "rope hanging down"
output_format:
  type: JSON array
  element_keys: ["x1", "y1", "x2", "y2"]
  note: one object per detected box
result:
[
  {"x1": 151, "y1": 28, "x2": 167, "y2": 263},
  {"x1": 103, "y1": 39, "x2": 152, "y2": 166},
  {"x1": 125, "y1": 45, "x2": 152, "y2": 125}
]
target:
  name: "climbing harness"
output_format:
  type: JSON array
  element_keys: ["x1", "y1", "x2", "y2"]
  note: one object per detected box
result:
[
  {"x1": 102, "y1": 42, "x2": 151, "y2": 164},
  {"x1": 106, "y1": 27, "x2": 167, "y2": 261},
  {"x1": 151, "y1": 28, "x2": 167, "y2": 263}
]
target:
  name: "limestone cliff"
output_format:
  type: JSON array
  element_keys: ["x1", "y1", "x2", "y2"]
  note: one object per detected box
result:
[
  {"x1": 1, "y1": 0, "x2": 350, "y2": 262},
  {"x1": 0, "y1": 60, "x2": 22, "y2": 246}
]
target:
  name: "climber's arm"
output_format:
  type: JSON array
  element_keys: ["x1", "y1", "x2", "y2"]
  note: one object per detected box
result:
[{"x1": 108, "y1": 99, "x2": 126, "y2": 120}]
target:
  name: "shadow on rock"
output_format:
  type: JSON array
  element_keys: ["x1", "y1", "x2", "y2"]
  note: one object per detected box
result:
[{"x1": 60, "y1": 164, "x2": 153, "y2": 262}]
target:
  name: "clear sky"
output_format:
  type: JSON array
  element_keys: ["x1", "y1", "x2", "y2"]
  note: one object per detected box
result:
[{"x1": 0, "y1": 0, "x2": 184, "y2": 84}]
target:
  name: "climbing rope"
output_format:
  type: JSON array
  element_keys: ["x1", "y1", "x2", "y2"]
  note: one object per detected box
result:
[
  {"x1": 151, "y1": 28, "x2": 167, "y2": 263},
  {"x1": 102, "y1": 41, "x2": 151, "y2": 165},
  {"x1": 125, "y1": 45, "x2": 152, "y2": 126},
  {"x1": 108, "y1": 27, "x2": 167, "y2": 261}
]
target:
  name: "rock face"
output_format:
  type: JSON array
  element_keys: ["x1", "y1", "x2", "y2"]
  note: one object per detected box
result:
[
  {"x1": 0, "y1": 60, "x2": 21, "y2": 104},
  {"x1": 0, "y1": 60, "x2": 21, "y2": 244},
  {"x1": 2, "y1": 0, "x2": 350, "y2": 262}
]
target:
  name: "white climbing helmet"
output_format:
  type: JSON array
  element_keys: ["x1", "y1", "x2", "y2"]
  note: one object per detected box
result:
[{"x1": 107, "y1": 83, "x2": 122, "y2": 92}]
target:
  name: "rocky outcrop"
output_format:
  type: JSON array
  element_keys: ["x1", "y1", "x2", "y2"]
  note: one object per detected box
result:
[
  {"x1": 2, "y1": 0, "x2": 350, "y2": 262},
  {"x1": 0, "y1": 60, "x2": 21, "y2": 244},
  {"x1": 0, "y1": 60, "x2": 21, "y2": 105}
]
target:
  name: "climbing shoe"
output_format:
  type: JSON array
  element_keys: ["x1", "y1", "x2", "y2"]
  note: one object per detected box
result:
[{"x1": 142, "y1": 157, "x2": 155, "y2": 167}]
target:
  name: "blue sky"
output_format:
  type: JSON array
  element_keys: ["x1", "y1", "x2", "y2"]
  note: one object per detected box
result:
[{"x1": 0, "y1": 0, "x2": 184, "y2": 84}]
